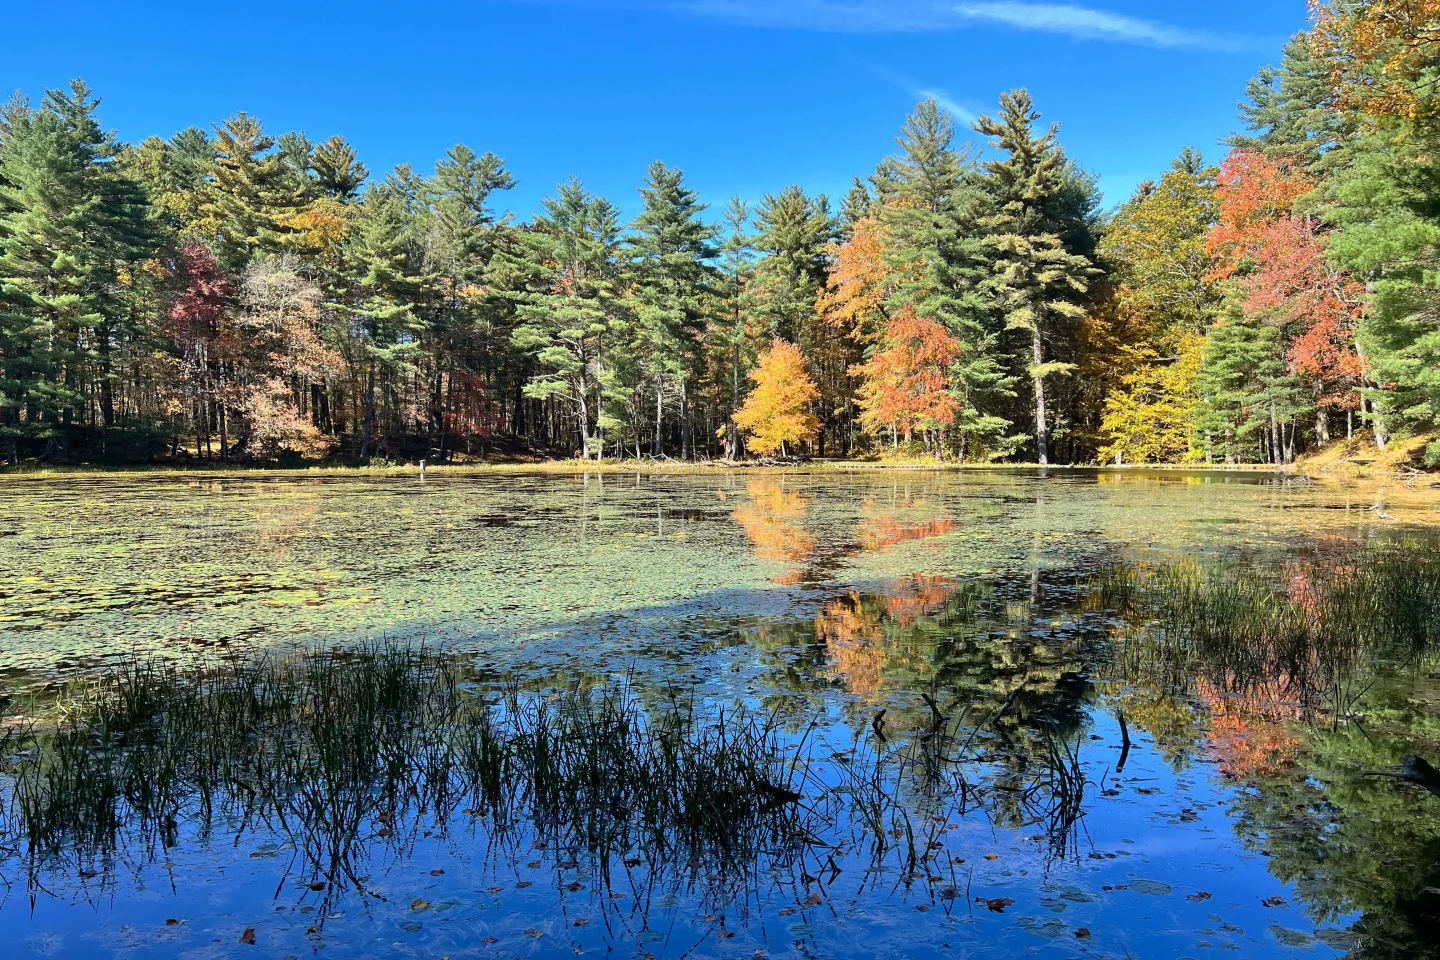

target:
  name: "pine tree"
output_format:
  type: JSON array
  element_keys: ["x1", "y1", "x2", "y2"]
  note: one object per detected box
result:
[
  {"x1": 751, "y1": 185, "x2": 833, "y2": 346},
  {"x1": 1327, "y1": 129, "x2": 1440, "y2": 462},
  {"x1": 716, "y1": 196, "x2": 756, "y2": 460},
  {"x1": 312, "y1": 135, "x2": 369, "y2": 200},
  {"x1": 205, "y1": 114, "x2": 309, "y2": 270},
  {"x1": 975, "y1": 89, "x2": 1099, "y2": 464},
  {"x1": 1230, "y1": 34, "x2": 1355, "y2": 170},
  {"x1": 0, "y1": 80, "x2": 154, "y2": 458},
  {"x1": 627, "y1": 161, "x2": 716, "y2": 458},
  {"x1": 1194, "y1": 309, "x2": 1299, "y2": 463},
  {"x1": 511, "y1": 179, "x2": 626, "y2": 459},
  {"x1": 344, "y1": 183, "x2": 424, "y2": 459},
  {"x1": 881, "y1": 98, "x2": 1015, "y2": 459}
]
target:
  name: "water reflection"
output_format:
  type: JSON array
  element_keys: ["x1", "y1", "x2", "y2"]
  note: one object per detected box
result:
[{"x1": 2, "y1": 475, "x2": 1440, "y2": 957}]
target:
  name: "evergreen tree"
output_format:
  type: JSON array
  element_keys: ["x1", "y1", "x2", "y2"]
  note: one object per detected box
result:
[
  {"x1": 312, "y1": 135, "x2": 369, "y2": 200},
  {"x1": 627, "y1": 161, "x2": 716, "y2": 458},
  {"x1": 716, "y1": 196, "x2": 756, "y2": 460},
  {"x1": 751, "y1": 185, "x2": 833, "y2": 346},
  {"x1": 205, "y1": 113, "x2": 309, "y2": 270},
  {"x1": 1230, "y1": 34, "x2": 1356, "y2": 172},
  {"x1": 882, "y1": 99, "x2": 1015, "y2": 459},
  {"x1": 1194, "y1": 309, "x2": 1300, "y2": 463},
  {"x1": 975, "y1": 89, "x2": 1099, "y2": 464},
  {"x1": 344, "y1": 183, "x2": 424, "y2": 459},
  {"x1": 1327, "y1": 129, "x2": 1440, "y2": 462},
  {"x1": 511, "y1": 179, "x2": 626, "y2": 459},
  {"x1": 0, "y1": 80, "x2": 154, "y2": 458}
]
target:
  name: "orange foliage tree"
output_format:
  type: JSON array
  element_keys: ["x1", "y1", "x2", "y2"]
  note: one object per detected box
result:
[
  {"x1": 1207, "y1": 150, "x2": 1365, "y2": 435},
  {"x1": 852, "y1": 306, "x2": 962, "y2": 449},
  {"x1": 734, "y1": 339, "x2": 820, "y2": 456},
  {"x1": 816, "y1": 215, "x2": 892, "y2": 345}
]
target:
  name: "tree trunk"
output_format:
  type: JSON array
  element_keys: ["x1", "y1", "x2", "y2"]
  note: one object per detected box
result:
[
  {"x1": 680, "y1": 378, "x2": 691, "y2": 460},
  {"x1": 728, "y1": 341, "x2": 740, "y2": 460},
  {"x1": 360, "y1": 363, "x2": 377, "y2": 460},
  {"x1": 1032, "y1": 328, "x2": 1049, "y2": 466},
  {"x1": 653, "y1": 382, "x2": 663, "y2": 457}
]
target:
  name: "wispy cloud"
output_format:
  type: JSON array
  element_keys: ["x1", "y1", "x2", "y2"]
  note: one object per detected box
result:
[
  {"x1": 951, "y1": 2, "x2": 1252, "y2": 52},
  {"x1": 869, "y1": 65, "x2": 979, "y2": 125},
  {"x1": 665, "y1": 0, "x2": 1260, "y2": 52}
]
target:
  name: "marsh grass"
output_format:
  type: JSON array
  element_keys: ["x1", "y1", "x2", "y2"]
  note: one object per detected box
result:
[
  {"x1": 0, "y1": 646, "x2": 816, "y2": 901},
  {"x1": 0, "y1": 640, "x2": 1108, "y2": 922},
  {"x1": 1090, "y1": 543, "x2": 1440, "y2": 717}
]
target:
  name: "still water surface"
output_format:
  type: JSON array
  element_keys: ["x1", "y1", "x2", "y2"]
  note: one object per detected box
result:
[{"x1": 1, "y1": 469, "x2": 1438, "y2": 958}]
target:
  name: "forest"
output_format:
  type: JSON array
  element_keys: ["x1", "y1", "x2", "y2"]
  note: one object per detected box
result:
[{"x1": 0, "y1": 1, "x2": 1436, "y2": 468}]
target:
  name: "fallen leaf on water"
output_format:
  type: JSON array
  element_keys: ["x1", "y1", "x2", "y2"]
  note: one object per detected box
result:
[
  {"x1": 308, "y1": 881, "x2": 326, "y2": 891},
  {"x1": 486, "y1": 886, "x2": 503, "y2": 893},
  {"x1": 240, "y1": 928, "x2": 256, "y2": 945},
  {"x1": 915, "y1": 904, "x2": 931, "y2": 912},
  {"x1": 1187, "y1": 891, "x2": 1212, "y2": 902},
  {"x1": 566, "y1": 881, "x2": 584, "y2": 892},
  {"x1": 717, "y1": 930, "x2": 736, "y2": 940},
  {"x1": 984, "y1": 853, "x2": 999, "y2": 861},
  {"x1": 574, "y1": 918, "x2": 590, "y2": 927},
  {"x1": 1075, "y1": 927, "x2": 1092, "y2": 939},
  {"x1": 411, "y1": 898, "x2": 431, "y2": 911},
  {"x1": 525, "y1": 929, "x2": 544, "y2": 939},
  {"x1": 430, "y1": 869, "x2": 444, "y2": 876},
  {"x1": 777, "y1": 906, "x2": 797, "y2": 917},
  {"x1": 802, "y1": 893, "x2": 823, "y2": 907},
  {"x1": 978, "y1": 897, "x2": 1015, "y2": 913},
  {"x1": 79, "y1": 869, "x2": 98, "y2": 879},
  {"x1": 482, "y1": 936, "x2": 498, "y2": 944},
  {"x1": 1262, "y1": 896, "x2": 1288, "y2": 908},
  {"x1": 165, "y1": 919, "x2": 179, "y2": 926},
  {"x1": 516, "y1": 881, "x2": 533, "y2": 888}
]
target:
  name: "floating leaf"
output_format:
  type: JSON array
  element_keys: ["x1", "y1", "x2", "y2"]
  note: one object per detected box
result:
[
  {"x1": 239, "y1": 928, "x2": 256, "y2": 945},
  {"x1": 1131, "y1": 879, "x2": 1172, "y2": 896},
  {"x1": 978, "y1": 897, "x2": 1015, "y2": 913},
  {"x1": 1268, "y1": 925, "x2": 1314, "y2": 947},
  {"x1": 1017, "y1": 916, "x2": 1066, "y2": 939}
]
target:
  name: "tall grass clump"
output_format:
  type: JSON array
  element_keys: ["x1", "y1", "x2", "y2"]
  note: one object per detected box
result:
[
  {"x1": 1089, "y1": 542, "x2": 1440, "y2": 714},
  {"x1": 0, "y1": 646, "x2": 810, "y2": 892}
]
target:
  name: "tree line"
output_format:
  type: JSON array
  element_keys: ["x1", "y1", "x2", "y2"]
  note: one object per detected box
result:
[{"x1": 1, "y1": 1, "x2": 1436, "y2": 467}]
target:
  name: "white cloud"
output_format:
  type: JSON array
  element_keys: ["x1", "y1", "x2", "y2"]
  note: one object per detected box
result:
[
  {"x1": 869, "y1": 64, "x2": 979, "y2": 124},
  {"x1": 666, "y1": 0, "x2": 1259, "y2": 52},
  {"x1": 919, "y1": 89, "x2": 978, "y2": 126},
  {"x1": 951, "y1": 2, "x2": 1251, "y2": 51}
]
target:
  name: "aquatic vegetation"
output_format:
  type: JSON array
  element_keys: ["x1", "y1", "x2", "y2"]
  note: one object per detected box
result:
[
  {"x1": 3, "y1": 472, "x2": 1440, "y2": 956},
  {"x1": 0, "y1": 648, "x2": 822, "y2": 894},
  {"x1": 1091, "y1": 542, "x2": 1440, "y2": 717}
]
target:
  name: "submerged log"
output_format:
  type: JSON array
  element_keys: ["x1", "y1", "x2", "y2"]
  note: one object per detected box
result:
[{"x1": 1360, "y1": 755, "x2": 1440, "y2": 798}]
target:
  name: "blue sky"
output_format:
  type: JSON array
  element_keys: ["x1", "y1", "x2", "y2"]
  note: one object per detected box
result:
[{"x1": 5, "y1": 0, "x2": 1308, "y2": 220}]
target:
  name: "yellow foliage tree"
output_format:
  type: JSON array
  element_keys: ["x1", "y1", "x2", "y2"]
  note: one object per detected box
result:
[
  {"x1": 1098, "y1": 333, "x2": 1205, "y2": 464},
  {"x1": 734, "y1": 339, "x2": 820, "y2": 457}
]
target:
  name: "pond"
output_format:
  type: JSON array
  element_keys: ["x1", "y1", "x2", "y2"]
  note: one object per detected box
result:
[{"x1": 1, "y1": 468, "x2": 1438, "y2": 959}]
